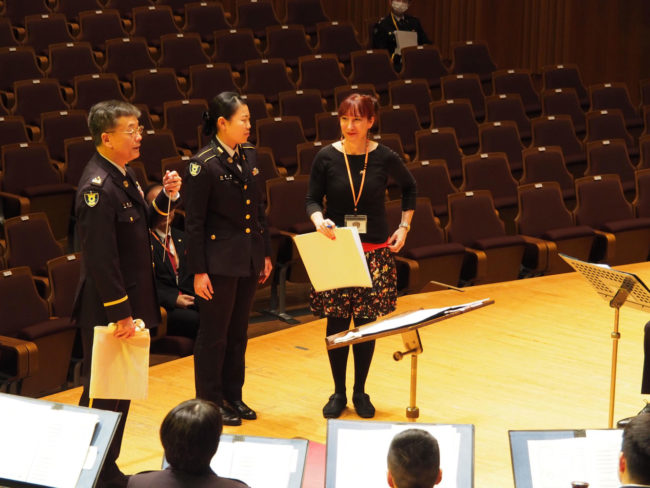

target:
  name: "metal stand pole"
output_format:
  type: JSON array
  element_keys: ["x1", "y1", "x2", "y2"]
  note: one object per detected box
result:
[
  {"x1": 608, "y1": 307, "x2": 621, "y2": 429},
  {"x1": 394, "y1": 330, "x2": 423, "y2": 422}
]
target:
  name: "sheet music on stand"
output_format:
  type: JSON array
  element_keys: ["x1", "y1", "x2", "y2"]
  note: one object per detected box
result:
[
  {"x1": 0, "y1": 392, "x2": 120, "y2": 488},
  {"x1": 326, "y1": 419, "x2": 474, "y2": 488},
  {"x1": 162, "y1": 434, "x2": 308, "y2": 488},
  {"x1": 560, "y1": 254, "x2": 650, "y2": 311},
  {"x1": 509, "y1": 429, "x2": 623, "y2": 488},
  {"x1": 326, "y1": 298, "x2": 493, "y2": 349}
]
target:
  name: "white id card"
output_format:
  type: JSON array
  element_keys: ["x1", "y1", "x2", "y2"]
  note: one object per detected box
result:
[{"x1": 344, "y1": 214, "x2": 367, "y2": 234}]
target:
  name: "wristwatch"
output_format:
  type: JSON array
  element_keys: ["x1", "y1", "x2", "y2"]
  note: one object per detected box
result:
[{"x1": 399, "y1": 222, "x2": 410, "y2": 232}]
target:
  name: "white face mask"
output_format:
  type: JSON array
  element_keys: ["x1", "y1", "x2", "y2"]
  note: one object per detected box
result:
[{"x1": 391, "y1": 1, "x2": 408, "y2": 15}]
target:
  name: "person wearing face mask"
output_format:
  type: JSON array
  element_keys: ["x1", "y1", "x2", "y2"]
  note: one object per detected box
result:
[
  {"x1": 372, "y1": 0, "x2": 431, "y2": 72},
  {"x1": 183, "y1": 91, "x2": 273, "y2": 428}
]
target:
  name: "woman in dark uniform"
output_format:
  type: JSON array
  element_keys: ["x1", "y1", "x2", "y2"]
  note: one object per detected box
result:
[
  {"x1": 184, "y1": 92, "x2": 272, "y2": 426},
  {"x1": 306, "y1": 94, "x2": 416, "y2": 419}
]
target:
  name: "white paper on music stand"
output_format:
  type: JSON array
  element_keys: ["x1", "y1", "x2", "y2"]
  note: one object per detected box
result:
[
  {"x1": 331, "y1": 299, "x2": 489, "y2": 344},
  {"x1": 332, "y1": 424, "x2": 461, "y2": 488},
  {"x1": 0, "y1": 395, "x2": 98, "y2": 488},
  {"x1": 293, "y1": 227, "x2": 372, "y2": 292},
  {"x1": 394, "y1": 30, "x2": 418, "y2": 55},
  {"x1": 210, "y1": 440, "x2": 298, "y2": 488},
  {"x1": 526, "y1": 430, "x2": 622, "y2": 488}
]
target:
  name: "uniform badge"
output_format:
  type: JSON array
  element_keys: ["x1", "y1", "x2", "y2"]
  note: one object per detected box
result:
[
  {"x1": 84, "y1": 191, "x2": 99, "y2": 207},
  {"x1": 189, "y1": 162, "x2": 201, "y2": 176},
  {"x1": 91, "y1": 176, "x2": 102, "y2": 185},
  {"x1": 251, "y1": 167, "x2": 260, "y2": 176}
]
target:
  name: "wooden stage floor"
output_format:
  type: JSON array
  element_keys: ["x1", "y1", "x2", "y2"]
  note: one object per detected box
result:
[{"x1": 47, "y1": 262, "x2": 650, "y2": 487}]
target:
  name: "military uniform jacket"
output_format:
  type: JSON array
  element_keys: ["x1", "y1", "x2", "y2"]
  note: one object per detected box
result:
[
  {"x1": 183, "y1": 140, "x2": 271, "y2": 278},
  {"x1": 372, "y1": 13, "x2": 431, "y2": 57},
  {"x1": 72, "y1": 152, "x2": 178, "y2": 328},
  {"x1": 127, "y1": 468, "x2": 249, "y2": 488},
  {"x1": 150, "y1": 227, "x2": 195, "y2": 311}
]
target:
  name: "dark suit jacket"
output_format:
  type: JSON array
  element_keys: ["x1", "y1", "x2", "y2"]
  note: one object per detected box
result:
[
  {"x1": 183, "y1": 140, "x2": 271, "y2": 278},
  {"x1": 150, "y1": 227, "x2": 195, "y2": 311},
  {"x1": 72, "y1": 152, "x2": 177, "y2": 329},
  {"x1": 372, "y1": 13, "x2": 431, "y2": 57},
  {"x1": 127, "y1": 468, "x2": 249, "y2": 488}
]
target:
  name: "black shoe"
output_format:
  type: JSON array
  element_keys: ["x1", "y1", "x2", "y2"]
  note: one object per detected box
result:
[
  {"x1": 616, "y1": 401, "x2": 650, "y2": 428},
  {"x1": 226, "y1": 400, "x2": 257, "y2": 420},
  {"x1": 352, "y1": 392, "x2": 375, "y2": 418},
  {"x1": 220, "y1": 406, "x2": 242, "y2": 426},
  {"x1": 323, "y1": 393, "x2": 346, "y2": 418}
]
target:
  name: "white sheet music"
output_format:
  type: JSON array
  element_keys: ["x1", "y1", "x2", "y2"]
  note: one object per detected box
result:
[
  {"x1": 0, "y1": 395, "x2": 98, "y2": 488},
  {"x1": 527, "y1": 430, "x2": 622, "y2": 488},
  {"x1": 332, "y1": 425, "x2": 461, "y2": 488},
  {"x1": 210, "y1": 440, "x2": 299, "y2": 488},
  {"x1": 331, "y1": 300, "x2": 489, "y2": 344}
]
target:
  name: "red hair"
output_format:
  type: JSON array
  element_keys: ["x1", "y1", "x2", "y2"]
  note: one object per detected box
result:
[{"x1": 338, "y1": 93, "x2": 377, "y2": 120}]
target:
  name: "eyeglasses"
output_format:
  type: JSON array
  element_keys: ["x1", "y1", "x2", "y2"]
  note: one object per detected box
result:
[{"x1": 106, "y1": 126, "x2": 145, "y2": 137}]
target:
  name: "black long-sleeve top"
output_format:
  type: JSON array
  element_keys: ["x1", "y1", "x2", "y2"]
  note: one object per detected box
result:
[{"x1": 306, "y1": 144, "x2": 417, "y2": 244}]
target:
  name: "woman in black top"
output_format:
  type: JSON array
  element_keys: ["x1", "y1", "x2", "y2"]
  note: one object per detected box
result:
[{"x1": 306, "y1": 94, "x2": 416, "y2": 418}]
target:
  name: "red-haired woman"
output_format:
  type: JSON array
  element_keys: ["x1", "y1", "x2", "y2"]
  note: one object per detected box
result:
[{"x1": 306, "y1": 94, "x2": 416, "y2": 419}]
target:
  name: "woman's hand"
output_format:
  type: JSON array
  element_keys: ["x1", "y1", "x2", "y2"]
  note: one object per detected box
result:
[
  {"x1": 194, "y1": 273, "x2": 213, "y2": 300},
  {"x1": 312, "y1": 212, "x2": 336, "y2": 240},
  {"x1": 387, "y1": 226, "x2": 408, "y2": 253},
  {"x1": 259, "y1": 257, "x2": 273, "y2": 283}
]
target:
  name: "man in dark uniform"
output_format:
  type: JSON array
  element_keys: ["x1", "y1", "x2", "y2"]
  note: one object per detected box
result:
[
  {"x1": 73, "y1": 100, "x2": 181, "y2": 488},
  {"x1": 372, "y1": 0, "x2": 431, "y2": 72},
  {"x1": 183, "y1": 95, "x2": 272, "y2": 426}
]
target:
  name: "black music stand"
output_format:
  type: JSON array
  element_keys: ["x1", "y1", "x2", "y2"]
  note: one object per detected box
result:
[
  {"x1": 326, "y1": 298, "x2": 494, "y2": 421},
  {"x1": 560, "y1": 254, "x2": 650, "y2": 427}
]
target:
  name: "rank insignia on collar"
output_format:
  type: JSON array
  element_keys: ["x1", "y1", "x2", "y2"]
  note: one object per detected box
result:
[
  {"x1": 189, "y1": 162, "x2": 201, "y2": 176},
  {"x1": 251, "y1": 167, "x2": 259, "y2": 176},
  {"x1": 84, "y1": 191, "x2": 99, "y2": 207},
  {"x1": 91, "y1": 176, "x2": 102, "y2": 185}
]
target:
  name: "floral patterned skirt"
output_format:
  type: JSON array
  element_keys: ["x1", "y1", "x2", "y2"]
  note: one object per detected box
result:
[{"x1": 309, "y1": 247, "x2": 397, "y2": 319}]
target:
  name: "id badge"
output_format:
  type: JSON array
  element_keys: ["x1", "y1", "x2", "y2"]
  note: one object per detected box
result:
[{"x1": 344, "y1": 214, "x2": 367, "y2": 234}]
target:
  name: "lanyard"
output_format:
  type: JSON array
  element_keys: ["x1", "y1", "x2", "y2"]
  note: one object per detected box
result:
[
  {"x1": 342, "y1": 139, "x2": 369, "y2": 213},
  {"x1": 390, "y1": 12, "x2": 400, "y2": 31}
]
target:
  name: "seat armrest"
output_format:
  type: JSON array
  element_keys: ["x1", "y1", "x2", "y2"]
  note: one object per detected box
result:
[
  {"x1": 520, "y1": 235, "x2": 551, "y2": 273},
  {"x1": 394, "y1": 255, "x2": 419, "y2": 294},
  {"x1": 0, "y1": 191, "x2": 30, "y2": 216},
  {"x1": 0, "y1": 335, "x2": 39, "y2": 381},
  {"x1": 462, "y1": 247, "x2": 488, "y2": 284},
  {"x1": 593, "y1": 230, "x2": 616, "y2": 263}
]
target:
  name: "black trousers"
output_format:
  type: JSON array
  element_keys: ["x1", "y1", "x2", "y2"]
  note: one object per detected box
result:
[
  {"x1": 194, "y1": 273, "x2": 258, "y2": 405},
  {"x1": 79, "y1": 325, "x2": 130, "y2": 484},
  {"x1": 642, "y1": 321, "x2": 650, "y2": 394}
]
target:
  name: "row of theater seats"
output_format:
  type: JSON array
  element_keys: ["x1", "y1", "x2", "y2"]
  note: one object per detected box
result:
[
  {"x1": 265, "y1": 170, "x2": 650, "y2": 297},
  {"x1": 0, "y1": 211, "x2": 196, "y2": 398},
  {"x1": 2, "y1": 0, "x2": 333, "y2": 41}
]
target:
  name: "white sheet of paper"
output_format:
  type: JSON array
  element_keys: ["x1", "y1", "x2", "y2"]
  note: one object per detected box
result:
[
  {"x1": 331, "y1": 299, "x2": 489, "y2": 344},
  {"x1": 293, "y1": 227, "x2": 372, "y2": 292},
  {"x1": 0, "y1": 396, "x2": 98, "y2": 488},
  {"x1": 394, "y1": 30, "x2": 418, "y2": 54},
  {"x1": 210, "y1": 440, "x2": 299, "y2": 488},
  {"x1": 331, "y1": 425, "x2": 462, "y2": 488},
  {"x1": 527, "y1": 431, "x2": 623, "y2": 488}
]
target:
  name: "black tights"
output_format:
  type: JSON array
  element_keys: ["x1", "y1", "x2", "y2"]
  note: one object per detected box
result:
[{"x1": 326, "y1": 316, "x2": 376, "y2": 396}]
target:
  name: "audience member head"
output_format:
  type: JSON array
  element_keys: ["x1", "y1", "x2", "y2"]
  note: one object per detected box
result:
[
  {"x1": 390, "y1": 0, "x2": 411, "y2": 16},
  {"x1": 337, "y1": 94, "x2": 377, "y2": 144},
  {"x1": 387, "y1": 429, "x2": 442, "y2": 488},
  {"x1": 160, "y1": 399, "x2": 223, "y2": 475},
  {"x1": 202, "y1": 91, "x2": 250, "y2": 147},
  {"x1": 619, "y1": 413, "x2": 650, "y2": 485}
]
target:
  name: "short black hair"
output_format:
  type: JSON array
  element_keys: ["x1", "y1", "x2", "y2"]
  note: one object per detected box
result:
[
  {"x1": 622, "y1": 413, "x2": 650, "y2": 484},
  {"x1": 387, "y1": 429, "x2": 440, "y2": 488},
  {"x1": 88, "y1": 100, "x2": 141, "y2": 146},
  {"x1": 160, "y1": 399, "x2": 223, "y2": 474},
  {"x1": 202, "y1": 91, "x2": 247, "y2": 137}
]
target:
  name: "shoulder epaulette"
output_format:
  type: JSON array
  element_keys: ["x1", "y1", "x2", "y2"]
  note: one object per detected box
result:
[
  {"x1": 89, "y1": 168, "x2": 108, "y2": 187},
  {"x1": 241, "y1": 143, "x2": 256, "y2": 150}
]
